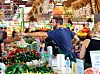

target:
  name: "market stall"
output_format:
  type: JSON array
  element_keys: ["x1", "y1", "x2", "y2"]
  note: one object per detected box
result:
[{"x1": 0, "y1": 0, "x2": 100, "y2": 74}]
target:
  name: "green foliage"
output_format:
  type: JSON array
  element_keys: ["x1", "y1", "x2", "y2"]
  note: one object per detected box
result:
[
  {"x1": 10, "y1": 50, "x2": 40, "y2": 63},
  {"x1": 6, "y1": 64, "x2": 53, "y2": 74},
  {"x1": 2, "y1": 49, "x2": 40, "y2": 65},
  {"x1": 23, "y1": 36, "x2": 35, "y2": 44}
]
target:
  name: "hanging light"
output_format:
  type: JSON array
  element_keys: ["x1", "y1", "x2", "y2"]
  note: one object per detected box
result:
[
  {"x1": 10, "y1": 1, "x2": 14, "y2": 12},
  {"x1": 5, "y1": 0, "x2": 10, "y2": 3},
  {"x1": 54, "y1": 0, "x2": 66, "y2": 2}
]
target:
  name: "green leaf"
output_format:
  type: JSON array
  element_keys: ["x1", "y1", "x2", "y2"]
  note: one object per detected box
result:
[
  {"x1": 12, "y1": 68, "x2": 16, "y2": 74},
  {"x1": 6, "y1": 66, "x2": 13, "y2": 73}
]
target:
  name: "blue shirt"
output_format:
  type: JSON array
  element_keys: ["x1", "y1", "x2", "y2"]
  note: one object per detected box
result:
[{"x1": 47, "y1": 28, "x2": 75, "y2": 54}]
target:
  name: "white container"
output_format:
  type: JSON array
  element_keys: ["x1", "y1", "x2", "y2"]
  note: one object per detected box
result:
[
  {"x1": 66, "y1": 57, "x2": 71, "y2": 73},
  {"x1": 47, "y1": 46, "x2": 53, "y2": 67},
  {"x1": 57, "y1": 54, "x2": 65, "y2": 70},
  {"x1": 40, "y1": 43, "x2": 45, "y2": 60},
  {"x1": 47, "y1": 46, "x2": 53, "y2": 56}
]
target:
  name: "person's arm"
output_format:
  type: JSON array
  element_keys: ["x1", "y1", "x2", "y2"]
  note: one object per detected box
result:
[
  {"x1": 22, "y1": 32, "x2": 48, "y2": 38},
  {"x1": 4, "y1": 36, "x2": 21, "y2": 43},
  {"x1": 80, "y1": 39, "x2": 90, "y2": 59},
  {"x1": 72, "y1": 35, "x2": 79, "y2": 45}
]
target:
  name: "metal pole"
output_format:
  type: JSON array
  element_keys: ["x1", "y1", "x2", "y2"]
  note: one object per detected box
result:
[{"x1": 22, "y1": 7, "x2": 24, "y2": 32}]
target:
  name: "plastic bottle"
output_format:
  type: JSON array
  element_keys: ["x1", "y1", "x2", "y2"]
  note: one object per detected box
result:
[
  {"x1": 66, "y1": 57, "x2": 70, "y2": 67},
  {"x1": 66, "y1": 57, "x2": 71, "y2": 73},
  {"x1": 47, "y1": 46, "x2": 53, "y2": 67},
  {"x1": 40, "y1": 43, "x2": 45, "y2": 60},
  {"x1": 36, "y1": 38, "x2": 40, "y2": 52}
]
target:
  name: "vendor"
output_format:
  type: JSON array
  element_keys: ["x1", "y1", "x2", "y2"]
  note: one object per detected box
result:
[{"x1": 22, "y1": 16, "x2": 79, "y2": 62}]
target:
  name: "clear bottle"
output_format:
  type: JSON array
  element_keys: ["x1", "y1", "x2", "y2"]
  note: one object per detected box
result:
[
  {"x1": 47, "y1": 46, "x2": 53, "y2": 67},
  {"x1": 66, "y1": 57, "x2": 70, "y2": 67},
  {"x1": 40, "y1": 43, "x2": 45, "y2": 60},
  {"x1": 36, "y1": 38, "x2": 40, "y2": 52},
  {"x1": 66, "y1": 57, "x2": 71, "y2": 73}
]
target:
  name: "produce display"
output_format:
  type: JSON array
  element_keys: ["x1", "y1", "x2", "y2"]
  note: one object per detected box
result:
[
  {"x1": 77, "y1": 31, "x2": 88, "y2": 38},
  {"x1": 23, "y1": 36, "x2": 35, "y2": 44},
  {"x1": 2, "y1": 48, "x2": 40, "y2": 65},
  {"x1": 1, "y1": 35, "x2": 57, "y2": 74},
  {"x1": 6, "y1": 63, "x2": 55, "y2": 74}
]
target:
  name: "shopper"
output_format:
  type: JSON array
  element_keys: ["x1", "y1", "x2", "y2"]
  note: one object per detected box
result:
[
  {"x1": 80, "y1": 22, "x2": 100, "y2": 69},
  {"x1": 2, "y1": 27, "x2": 7, "y2": 48},
  {"x1": 12, "y1": 30, "x2": 17, "y2": 38},
  {"x1": 3, "y1": 29, "x2": 21, "y2": 44},
  {"x1": 82, "y1": 24, "x2": 90, "y2": 33},
  {"x1": 22, "y1": 16, "x2": 79, "y2": 62},
  {"x1": 0, "y1": 27, "x2": 3, "y2": 43},
  {"x1": 2, "y1": 27, "x2": 7, "y2": 40},
  {"x1": 0, "y1": 27, "x2": 3, "y2": 56}
]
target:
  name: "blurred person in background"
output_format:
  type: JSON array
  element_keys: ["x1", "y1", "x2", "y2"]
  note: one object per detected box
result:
[
  {"x1": 3, "y1": 29, "x2": 21, "y2": 44},
  {"x1": 12, "y1": 29, "x2": 17, "y2": 38},
  {"x1": 0, "y1": 27, "x2": 3, "y2": 56},
  {"x1": 68, "y1": 18, "x2": 72, "y2": 25},
  {"x1": 2, "y1": 27, "x2": 7, "y2": 48},
  {"x1": 2, "y1": 27, "x2": 7, "y2": 40},
  {"x1": 80, "y1": 22, "x2": 100, "y2": 69},
  {"x1": 82, "y1": 24, "x2": 90, "y2": 33},
  {"x1": 22, "y1": 16, "x2": 79, "y2": 62}
]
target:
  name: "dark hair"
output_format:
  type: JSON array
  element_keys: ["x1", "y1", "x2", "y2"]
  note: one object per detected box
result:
[
  {"x1": 25, "y1": 28, "x2": 29, "y2": 33},
  {"x1": 12, "y1": 30, "x2": 16, "y2": 38},
  {"x1": 53, "y1": 16, "x2": 63, "y2": 25},
  {"x1": 83, "y1": 24, "x2": 85, "y2": 27},
  {"x1": 87, "y1": 18, "x2": 93, "y2": 22},
  {"x1": 68, "y1": 18, "x2": 72, "y2": 25}
]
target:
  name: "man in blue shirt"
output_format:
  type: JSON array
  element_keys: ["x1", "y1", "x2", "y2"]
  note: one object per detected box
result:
[{"x1": 22, "y1": 16, "x2": 79, "y2": 61}]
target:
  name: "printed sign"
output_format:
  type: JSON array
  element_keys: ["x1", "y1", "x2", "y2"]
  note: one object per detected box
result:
[{"x1": 90, "y1": 51, "x2": 100, "y2": 71}]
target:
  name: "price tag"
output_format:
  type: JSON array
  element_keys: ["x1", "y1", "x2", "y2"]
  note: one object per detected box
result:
[{"x1": 76, "y1": 59, "x2": 84, "y2": 74}]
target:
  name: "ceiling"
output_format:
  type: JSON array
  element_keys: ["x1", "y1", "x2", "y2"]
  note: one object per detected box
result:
[
  {"x1": 63, "y1": 0, "x2": 77, "y2": 7},
  {"x1": 0, "y1": 0, "x2": 31, "y2": 20},
  {"x1": 1, "y1": 0, "x2": 100, "y2": 20}
]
